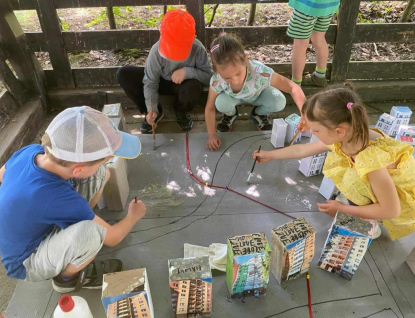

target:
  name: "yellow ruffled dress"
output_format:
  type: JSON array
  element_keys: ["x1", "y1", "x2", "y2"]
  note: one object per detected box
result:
[{"x1": 323, "y1": 130, "x2": 415, "y2": 240}]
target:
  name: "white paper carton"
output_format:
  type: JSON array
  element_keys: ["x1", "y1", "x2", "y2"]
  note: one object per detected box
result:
[
  {"x1": 319, "y1": 176, "x2": 339, "y2": 200},
  {"x1": 397, "y1": 125, "x2": 415, "y2": 138},
  {"x1": 390, "y1": 106, "x2": 412, "y2": 125},
  {"x1": 284, "y1": 114, "x2": 302, "y2": 145},
  {"x1": 103, "y1": 157, "x2": 129, "y2": 211},
  {"x1": 271, "y1": 119, "x2": 288, "y2": 148},
  {"x1": 103, "y1": 103, "x2": 126, "y2": 131},
  {"x1": 299, "y1": 135, "x2": 327, "y2": 177},
  {"x1": 375, "y1": 113, "x2": 396, "y2": 135}
]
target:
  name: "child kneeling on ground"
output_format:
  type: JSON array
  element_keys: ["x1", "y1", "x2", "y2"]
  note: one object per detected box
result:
[
  {"x1": 0, "y1": 106, "x2": 145, "y2": 293},
  {"x1": 205, "y1": 33, "x2": 306, "y2": 151},
  {"x1": 254, "y1": 84, "x2": 415, "y2": 241}
]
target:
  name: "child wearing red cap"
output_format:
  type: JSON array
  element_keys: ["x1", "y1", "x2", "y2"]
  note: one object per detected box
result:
[{"x1": 117, "y1": 9, "x2": 213, "y2": 133}]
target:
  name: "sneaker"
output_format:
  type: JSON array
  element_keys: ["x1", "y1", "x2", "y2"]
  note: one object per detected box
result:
[
  {"x1": 140, "y1": 106, "x2": 164, "y2": 134},
  {"x1": 52, "y1": 259, "x2": 123, "y2": 293},
  {"x1": 372, "y1": 222, "x2": 382, "y2": 239},
  {"x1": 217, "y1": 110, "x2": 239, "y2": 132},
  {"x1": 302, "y1": 73, "x2": 327, "y2": 87},
  {"x1": 175, "y1": 110, "x2": 193, "y2": 131},
  {"x1": 250, "y1": 107, "x2": 272, "y2": 131}
]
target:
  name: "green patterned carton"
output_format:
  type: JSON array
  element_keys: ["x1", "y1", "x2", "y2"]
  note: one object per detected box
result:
[
  {"x1": 226, "y1": 233, "x2": 271, "y2": 298},
  {"x1": 168, "y1": 256, "x2": 212, "y2": 317}
]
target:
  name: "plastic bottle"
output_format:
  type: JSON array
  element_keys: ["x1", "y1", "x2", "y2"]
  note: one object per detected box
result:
[{"x1": 53, "y1": 295, "x2": 93, "y2": 318}]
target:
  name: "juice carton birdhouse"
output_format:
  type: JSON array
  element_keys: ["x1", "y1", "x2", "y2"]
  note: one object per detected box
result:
[
  {"x1": 284, "y1": 114, "x2": 302, "y2": 145},
  {"x1": 299, "y1": 135, "x2": 327, "y2": 177},
  {"x1": 226, "y1": 233, "x2": 271, "y2": 298},
  {"x1": 318, "y1": 211, "x2": 375, "y2": 280},
  {"x1": 168, "y1": 256, "x2": 212, "y2": 317},
  {"x1": 270, "y1": 118, "x2": 288, "y2": 148},
  {"x1": 270, "y1": 218, "x2": 315, "y2": 284},
  {"x1": 102, "y1": 268, "x2": 154, "y2": 318},
  {"x1": 375, "y1": 113, "x2": 396, "y2": 136},
  {"x1": 319, "y1": 176, "x2": 340, "y2": 200}
]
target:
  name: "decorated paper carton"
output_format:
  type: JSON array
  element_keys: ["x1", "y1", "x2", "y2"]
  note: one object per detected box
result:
[
  {"x1": 168, "y1": 256, "x2": 212, "y2": 317},
  {"x1": 226, "y1": 233, "x2": 271, "y2": 298},
  {"x1": 270, "y1": 118, "x2": 288, "y2": 148},
  {"x1": 390, "y1": 106, "x2": 412, "y2": 125},
  {"x1": 395, "y1": 135, "x2": 415, "y2": 146},
  {"x1": 102, "y1": 268, "x2": 154, "y2": 318},
  {"x1": 319, "y1": 176, "x2": 340, "y2": 200},
  {"x1": 299, "y1": 135, "x2": 327, "y2": 177},
  {"x1": 103, "y1": 103, "x2": 126, "y2": 131},
  {"x1": 375, "y1": 113, "x2": 396, "y2": 135},
  {"x1": 397, "y1": 125, "x2": 415, "y2": 138},
  {"x1": 318, "y1": 211, "x2": 375, "y2": 280},
  {"x1": 270, "y1": 218, "x2": 315, "y2": 284},
  {"x1": 284, "y1": 114, "x2": 302, "y2": 145}
]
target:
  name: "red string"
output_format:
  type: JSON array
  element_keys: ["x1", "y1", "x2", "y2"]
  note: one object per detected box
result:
[
  {"x1": 185, "y1": 133, "x2": 295, "y2": 220},
  {"x1": 306, "y1": 273, "x2": 313, "y2": 318}
]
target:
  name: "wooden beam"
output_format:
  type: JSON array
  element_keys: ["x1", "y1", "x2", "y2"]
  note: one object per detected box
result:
[
  {"x1": 0, "y1": 51, "x2": 27, "y2": 104},
  {"x1": 0, "y1": 1, "x2": 47, "y2": 106},
  {"x1": 186, "y1": 0, "x2": 206, "y2": 45},
  {"x1": 331, "y1": 0, "x2": 360, "y2": 82},
  {"x1": 347, "y1": 61, "x2": 415, "y2": 80},
  {"x1": 353, "y1": 23, "x2": 415, "y2": 43},
  {"x1": 107, "y1": 7, "x2": 117, "y2": 29},
  {"x1": 0, "y1": 90, "x2": 19, "y2": 131},
  {"x1": 35, "y1": 0, "x2": 75, "y2": 88}
]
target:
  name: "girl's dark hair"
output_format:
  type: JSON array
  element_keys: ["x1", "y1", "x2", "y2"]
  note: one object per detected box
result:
[
  {"x1": 302, "y1": 82, "x2": 369, "y2": 151},
  {"x1": 209, "y1": 33, "x2": 246, "y2": 72}
]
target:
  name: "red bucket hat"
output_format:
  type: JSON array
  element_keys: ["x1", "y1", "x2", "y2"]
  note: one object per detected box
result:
[{"x1": 159, "y1": 9, "x2": 196, "y2": 62}]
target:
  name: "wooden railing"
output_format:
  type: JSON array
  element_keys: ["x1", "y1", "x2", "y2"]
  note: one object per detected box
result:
[{"x1": 1, "y1": 0, "x2": 415, "y2": 110}]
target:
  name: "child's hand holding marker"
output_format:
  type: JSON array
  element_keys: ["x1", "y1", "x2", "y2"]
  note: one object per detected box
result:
[{"x1": 252, "y1": 149, "x2": 272, "y2": 164}]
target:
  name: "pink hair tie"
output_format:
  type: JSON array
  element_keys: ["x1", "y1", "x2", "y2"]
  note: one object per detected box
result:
[{"x1": 347, "y1": 102, "x2": 353, "y2": 110}]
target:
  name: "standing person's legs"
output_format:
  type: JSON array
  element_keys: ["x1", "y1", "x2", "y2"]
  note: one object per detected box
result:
[
  {"x1": 250, "y1": 87, "x2": 286, "y2": 130},
  {"x1": 310, "y1": 31, "x2": 329, "y2": 73},
  {"x1": 287, "y1": 10, "x2": 316, "y2": 86},
  {"x1": 215, "y1": 93, "x2": 243, "y2": 132},
  {"x1": 116, "y1": 66, "x2": 146, "y2": 113}
]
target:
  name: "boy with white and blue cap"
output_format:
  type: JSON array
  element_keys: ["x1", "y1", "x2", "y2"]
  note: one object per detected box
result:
[{"x1": 0, "y1": 106, "x2": 145, "y2": 293}]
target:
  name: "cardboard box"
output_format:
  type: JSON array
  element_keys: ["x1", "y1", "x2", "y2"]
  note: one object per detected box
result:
[
  {"x1": 168, "y1": 256, "x2": 212, "y2": 317},
  {"x1": 102, "y1": 268, "x2": 154, "y2": 318},
  {"x1": 284, "y1": 114, "x2": 302, "y2": 145},
  {"x1": 319, "y1": 176, "x2": 340, "y2": 200},
  {"x1": 270, "y1": 218, "x2": 315, "y2": 284},
  {"x1": 299, "y1": 135, "x2": 327, "y2": 177},
  {"x1": 270, "y1": 119, "x2": 288, "y2": 148},
  {"x1": 406, "y1": 246, "x2": 415, "y2": 276},
  {"x1": 103, "y1": 156, "x2": 129, "y2": 211},
  {"x1": 375, "y1": 113, "x2": 396, "y2": 135},
  {"x1": 390, "y1": 106, "x2": 412, "y2": 125},
  {"x1": 397, "y1": 125, "x2": 415, "y2": 138},
  {"x1": 226, "y1": 233, "x2": 271, "y2": 298},
  {"x1": 318, "y1": 211, "x2": 374, "y2": 280},
  {"x1": 103, "y1": 103, "x2": 126, "y2": 131}
]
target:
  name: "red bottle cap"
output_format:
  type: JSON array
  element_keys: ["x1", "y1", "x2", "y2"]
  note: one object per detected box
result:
[{"x1": 58, "y1": 295, "x2": 74, "y2": 312}]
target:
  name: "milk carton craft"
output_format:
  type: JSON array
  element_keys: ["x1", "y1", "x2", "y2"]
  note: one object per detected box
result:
[
  {"x1": 390, "y1": 106, "x2": 412, "y2": 126},
  {"x1": 271, "y1": 118, "x2": 288, "y2": 148},
  {"x1": 319, "y1": 176, "x2": 340, "y2": 200},
  {"x1": 226, "y1": 233, "x2": 271, "y2": 298},
  {"x1": 103, "y1": 103, "x2": 126, "y2": 131},
  {"x1": 270, "y1": 218, "x2": 315, "y2": 284},
  {"x1": 168, "y1": 256, "x2": 212, "y2": 317},
  {"x1": 375, "y1": 113, "x2": 396, "y2": 136},
  {"x1": 318, "y1": 211, "x2": 375, "y2": 280},
  {"x1": 102, "y1": 268, "x2": 154, "y2": 318},
  {"x1": 284, "y1": 114, "x2": 302, "y2": 145},
  {"x1": 397, "y1": 125, "x2": 415, "y2": 139},
  {"x1": 299, "y1": 135, "x2": 327, "y2": 177}
]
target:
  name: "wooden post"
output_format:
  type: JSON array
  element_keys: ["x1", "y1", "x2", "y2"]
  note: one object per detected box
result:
[
  {"x1": 248, "y1": 3, "x2": 256, "y2": 26},
  {"x1": 107, "y1": 7, "x2": 117, "y2": 29},
  {"x1": 0, "y1": 1, "x2": 47, "y2": 107},
  {"x1": 400, "y1": 0, "x2": 415, "y2": 22},
  {"x1": 0, "y1": 51, "x2": 26, "y2": 105},
  {"x1": 35, "y1": 0, "x2": 75, "y2": 88},
  {"x1": 186, "y1": 0, "x2": 206, "y2": 46},
  {"x1": 330, "y1": 0, "x2": 360, "y2": 82}
]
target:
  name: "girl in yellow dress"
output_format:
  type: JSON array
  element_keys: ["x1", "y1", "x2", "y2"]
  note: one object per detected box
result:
[{"x1": 253, "y1": 83, "x2": 415, "y2": 240}]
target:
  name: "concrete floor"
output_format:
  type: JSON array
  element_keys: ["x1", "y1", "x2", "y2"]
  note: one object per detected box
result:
[{"x1": 1, "y1": 100, "x2": 415, "y2": 317}]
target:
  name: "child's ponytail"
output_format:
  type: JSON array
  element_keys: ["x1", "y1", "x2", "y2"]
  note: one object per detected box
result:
[{"x1": 302, "y1": 83, "x2": 369, "y2": 151}]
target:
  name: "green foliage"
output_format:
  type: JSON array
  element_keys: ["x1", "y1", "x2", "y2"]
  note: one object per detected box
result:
[
  {"x1": 85, "y1": 9, "x2": 107, "y2": 27},
  {"x1": 59, "y1": 17, "x2": 69, "y2": 31},
  {"x1": 357, "y1": 12, "x2": 372, "y2": 24},
  {"x1": 204, "y1": 5, "x2": 222, "y2": 24}
]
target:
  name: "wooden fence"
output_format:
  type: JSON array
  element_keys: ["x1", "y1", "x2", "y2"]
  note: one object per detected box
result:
[{"x1": 1, "y1": 0, "x2": 415, "y2": 111}]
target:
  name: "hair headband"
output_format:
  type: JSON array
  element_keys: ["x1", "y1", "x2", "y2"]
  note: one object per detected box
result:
[
  {"x1": 347, "y1": 102, "x2": 353, "y2": 110},
  {"x1": 210, "y1": 44, "x2": 219, "y2": 53}
]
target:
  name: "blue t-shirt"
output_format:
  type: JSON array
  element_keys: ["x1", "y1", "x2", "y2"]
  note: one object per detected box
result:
[{"x1": 0, "y1": 145, "x2": 95, "y2": 279}]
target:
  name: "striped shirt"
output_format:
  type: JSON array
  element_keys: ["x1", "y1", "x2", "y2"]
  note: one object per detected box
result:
[{"x1": 288, "y1": 0, "x2": 340, "y2": 17}]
